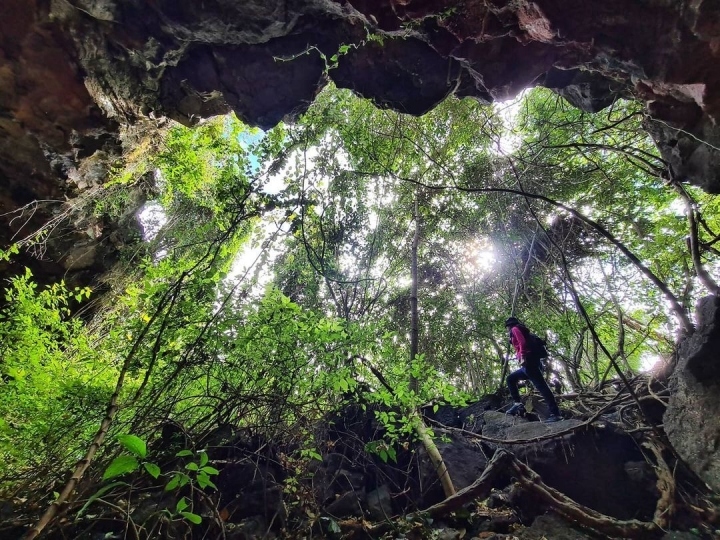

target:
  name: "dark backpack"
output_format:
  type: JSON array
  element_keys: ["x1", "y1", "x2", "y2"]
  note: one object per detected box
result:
[
  {"x1": 512, "y1": 325, "x2": 549, "y2": 361},
  {"x1": 527, "y1": 332, "x2": 548, "y2": 360}
]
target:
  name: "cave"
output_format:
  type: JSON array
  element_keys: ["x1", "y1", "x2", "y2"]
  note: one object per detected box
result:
[
  {"x1": 2, "y1": 2, "x2": 720, "y2": 538},
  {"x1": 2, "y1": 0, "x2": 720, "y2": 285}
]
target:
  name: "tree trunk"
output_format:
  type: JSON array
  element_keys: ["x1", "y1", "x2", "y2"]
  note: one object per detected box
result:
[
  {"x1": 410, "y1": 194, "x2": 420, "y2": 394},
  {"x1": 409, "y1": 189, "x2": 455, "y2": 498}
]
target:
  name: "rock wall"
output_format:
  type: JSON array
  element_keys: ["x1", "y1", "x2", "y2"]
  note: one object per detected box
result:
[
  {"x1": 2, "y1": 0, "x2": 720, "y2": 284},
  {"x1": 665, "y1": 295, "x2": 720, "y2": 491}
]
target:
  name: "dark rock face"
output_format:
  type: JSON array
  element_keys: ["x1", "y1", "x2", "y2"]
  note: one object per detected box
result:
[
  {"x1": 318, "y1": 399, "x2": 659, "y2": 524},
  {"x1": 665, "y1": 295, "x2": 720, "y2": 491},
  {"x1": 478, "y1": 412, "x2": 658, "y2": 521},
  {"x1": 542, "y1": 68, "x2": 627, "y2": 113},
  {"x1": 0, "y1": 0, "x2": 137, "y2": 286},
  {"x1": 3, "y1": 0, "x2": 720, "y2": 284},
  {"x1": 332, "y1": 37, "x2": 460, "y2": 115}
]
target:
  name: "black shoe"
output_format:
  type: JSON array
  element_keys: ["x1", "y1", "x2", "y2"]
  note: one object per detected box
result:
[
  {"x1": 506, "y1": 403, "x2": 525, "y2": 416},
  {"x1": 543, "y1": 414, "x2": 562, "y2": 423}
]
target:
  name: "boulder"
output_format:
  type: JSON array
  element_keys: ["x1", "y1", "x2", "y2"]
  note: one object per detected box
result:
[
  {"x1": 326, "y1": 490, "x2": 366, "y2": 518},
  {"x1": 366, "y1": 484, "x2": 392, "y2": 521},
  {"x1": 665, "y1": 295, "x2": 720, "y2": 490},
  {"x1": 479, "y1": 412, "x2": 657, "y2": 521},
  {"x1": 419, "y1": 433, "x2": 490, "y2": 506}
]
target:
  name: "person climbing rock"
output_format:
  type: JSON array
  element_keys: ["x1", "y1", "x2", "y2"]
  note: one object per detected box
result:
[{"x1": 504, "y1": 317, "x2": 562, "y2": 423}]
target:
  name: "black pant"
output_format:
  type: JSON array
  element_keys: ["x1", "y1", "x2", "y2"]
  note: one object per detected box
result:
[{"x1": 507, "y1": 363, "x2": 560, "y2": 416}]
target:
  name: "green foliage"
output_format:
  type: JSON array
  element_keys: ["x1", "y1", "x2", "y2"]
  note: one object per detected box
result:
[
  {"x1": 0, "y1": 244, "x2": 19, "y2": 262},
  {"x1": 365, "y1": 440, "x2": 397, "y2": 464},
  {"x1": 103, "y1": 455, "x2": 140, "y2": 480},
  {"x1": 102, "y1": 434, "x2": 159, "y2": 481},
  {"x1": 117, "y1": 434, "x2": 147, "y2": 458},
  {"x1": 174, "y1": 497, "x2": 202, "y2": 525},
  {"x1": 165, "y1": 449, "x2": 218, "y2": 492},
  {"x1": 93, "y1": 436, "x2": 214, "y2": 527},
  {"x1": 0, "y1": 266, "x2": 107, "y2": 486},
  {"x1": 504, "y1": 88, "x2": 683, "y2": 381}
]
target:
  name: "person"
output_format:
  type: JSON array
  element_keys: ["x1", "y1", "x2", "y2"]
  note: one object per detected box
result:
[{"x1": 504, "y1": 317, "x2": 562, "y2": 423}]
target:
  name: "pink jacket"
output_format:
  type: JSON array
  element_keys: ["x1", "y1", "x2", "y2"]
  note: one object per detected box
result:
[{"x1": 510, "y1": 326, "x2": 530, "y2": 360}]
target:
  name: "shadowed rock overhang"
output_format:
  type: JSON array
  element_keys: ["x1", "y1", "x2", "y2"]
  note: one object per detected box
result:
[{"x1": 2, "y1": 0, "x2": 720, "y2": 282}]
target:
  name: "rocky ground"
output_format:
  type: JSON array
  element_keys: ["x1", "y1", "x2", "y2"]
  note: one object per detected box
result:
[{"x1": 3, "y1": 372, "x2": 718, "y2": 539}]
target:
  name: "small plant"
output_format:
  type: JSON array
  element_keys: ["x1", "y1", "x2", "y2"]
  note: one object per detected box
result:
[
  {"x1": 171, "y1": 496, "x2": 202, "y2": 525},
  {"x1": 299, "y1": 448, "x2": 323, "y2": 462},
  {"x1": 103, "y1": 434, "x2": 161, "y2": 480},
  {"x1": 166, "y1": 449, "x2": 219, "y2": 492},
  {"x1": 100, "y1": 436, "x2": 219, "y2": 527},
  {"x1": 365, "y1": 440, "x2": 397, "y2": 464}
]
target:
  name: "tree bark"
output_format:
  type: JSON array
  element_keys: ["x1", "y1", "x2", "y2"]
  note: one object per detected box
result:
[
  {"x1": 410, "y1": 193, "x2": 420, "y2": 394},
  {"x1": 409, "y1": 189, "x2": 455, "y2": 498}
]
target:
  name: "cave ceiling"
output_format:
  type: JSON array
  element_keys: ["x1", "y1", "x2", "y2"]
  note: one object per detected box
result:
[{"x1": 2, "y1": 0, "x2": 720, "y2": 284}]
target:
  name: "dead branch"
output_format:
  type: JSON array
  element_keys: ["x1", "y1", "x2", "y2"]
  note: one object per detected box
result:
[
  {"x1": 415, "y1": 449, "x2": 512, "y2": 518},
  {"x1": 343, "y1": 450, "x2": 512, "y2": 538},
  {"x1": 346, "y1": 448, "x2": 663, "y2": 539}
]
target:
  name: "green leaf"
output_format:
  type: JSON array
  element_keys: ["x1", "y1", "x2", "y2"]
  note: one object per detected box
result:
[
  {"x1": 143, "y1": 462, "x2": 161, "y2": 479},
  {"x1": 165, "y1": 473, "x2": 183, "y2": 491},
  {"x1": 175, "y1": 497, "x2": 189, "y2": 513},
  {"x1": 185, "y1": 462, "x2": 199, "y2": 471},
  {"x1": 175, "y1": 449, "x2": 193, "y2": 457},
  {"x1": 196, "y1": 471, "x2": 218, "y2": 491},
  {"x1": 181, "y1": 511, "x2": 202, "y2": 525},
  {"x1": 199, "y1": 451, "x2": 208, "y2": 467},
  {"x1": 196, "y1": 473, "x2": 210, "y2": 489},
  {"x1": 102, "y1": 455, "x2": 139, "y2": 480},
  {"x1": 200, "y1": 466, "x2": 219, "y2": 475},
  {"x1": 329, "y1": 518, "x2": 341, "y2": 533},
  {"x1": 117, "y1": 434, "x2": 147, "y2": 459},
  {"x1": 76, "y1": 481, "x2": 127, "y2": 519}
]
